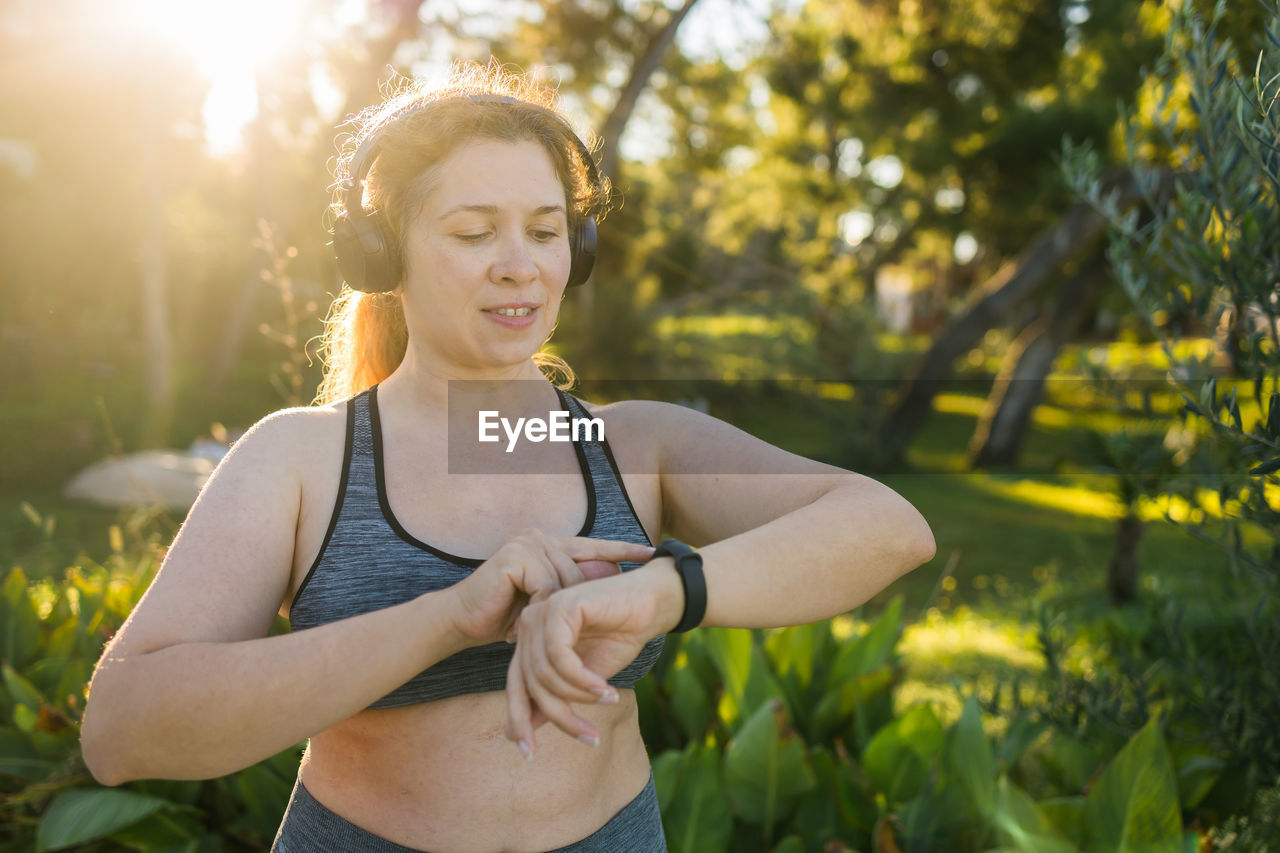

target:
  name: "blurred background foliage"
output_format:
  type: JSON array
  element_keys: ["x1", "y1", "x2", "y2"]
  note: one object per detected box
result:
[{"x1": 2, "y1": 0, "x2": 1278, "y2": 849}]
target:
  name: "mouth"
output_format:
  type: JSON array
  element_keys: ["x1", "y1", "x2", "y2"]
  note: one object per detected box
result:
[{"x1": 481, "y1": 303, "x2": 541, "y2": 328}]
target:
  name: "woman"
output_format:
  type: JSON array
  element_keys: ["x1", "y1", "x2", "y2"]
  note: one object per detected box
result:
[{"x1": 80, "y1": 62, "x2": 936, "y2": 852}]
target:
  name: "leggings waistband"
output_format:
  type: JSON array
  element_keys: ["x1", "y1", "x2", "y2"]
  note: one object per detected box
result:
[{"x1": 270, "y1": 770, "x2": 666, "y2": 853}]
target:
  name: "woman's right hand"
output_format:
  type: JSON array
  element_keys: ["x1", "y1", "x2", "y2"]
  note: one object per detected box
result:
[{"x1": 447, "y1": 530, "x2": 654, "y2": 646}]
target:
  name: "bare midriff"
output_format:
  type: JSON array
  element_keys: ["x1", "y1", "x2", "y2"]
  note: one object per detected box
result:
[{"x1": 298, "y1": 688, "x2": 653, "y2": 853}]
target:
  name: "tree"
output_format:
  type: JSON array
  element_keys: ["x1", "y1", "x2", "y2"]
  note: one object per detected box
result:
[{"x1": 1064, "y1": 0, "x2": 1280, "y2": 786}]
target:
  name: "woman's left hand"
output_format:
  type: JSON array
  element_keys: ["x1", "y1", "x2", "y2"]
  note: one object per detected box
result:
[{"x1": 502, "y1": 566, "x2": 680, "y2": 758}]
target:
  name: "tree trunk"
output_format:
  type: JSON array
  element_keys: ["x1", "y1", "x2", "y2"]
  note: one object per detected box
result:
[
  {"x1": 1108, "y1": 511, "x2": 1144, "y2": 605},
  {"x1": 876, "y1": 171, "x2": 1140, "y2": 468},
  {"x1": 596, "y1": 0, "x2": 702, "y2": 184},
  {"x1": 967, "y1": 256, "x2": 1106, "y2": 468},
  {"x1": 577, "y1": 0, "x2": 701, "y2": 331}
]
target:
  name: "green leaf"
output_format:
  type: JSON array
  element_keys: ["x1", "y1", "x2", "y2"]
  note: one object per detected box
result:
[
  {"x1": 997, "y1": 713, "x2": 1049, "y2": 769},
  {"x1": 232, "y1": 760, "x2": 294, "y2": 829},
  {"x1": 106, "y1": 809, "x2": 207, "y2": 850},
  {"x1": 36, "y1": 788, "x2": 176, "y2": 851},
  {"x1": 1038, "y1": 732, "x2": 1102, "y2": 793},
  {"x1": 794, "y1": 746, "x2": 876, "y2": 840},
  {"x1": 949, "y1": 696, "x2": 996, "y2": 815},
  {"x1": 668, "y1": 659, "x2": 711, "y2": 742},
  {"x1": 769, "y1": 836, "x2": 805, "y2": 853},
  {"x1": 724, "y1": 699, "x2": 815, "y2": 835},
  {"x1": 764, "y1": 622, "x2": 821, "y2": 689},
  {"x1": 991, "y1": 777, "x2": 1076, "y2": 853},
  {"x1": 861, "y1": 703, "x2": 943, "y2": 805},
  {"x1": 3, "y1": 662, "x2": 47, "y2": 713},
  {"x1": 1, "y1": 569, "x2": 41, "y2": 670},
  {"x1": 1083, "y1": 717, "x2": 1182, "y2": 851},
  {"x1": 1038, "y1": 796, "x2": 1086, "y2": 848},
  {"x1": 651, "y1": 749, "x2": 683, "y2": 814},
  {"x1": 1174, "y1": 753, "x2": 1224, "y2": 809},
  {"x1": 829, "y1": 597, "x2": 902, "y2": 686},
  {"x1": 0, "y1": 725, "x2": 57, "y2": 781},
  {"x1": 660, "y1": 745, "x2": 733, "y2": 853},
  {"x1": 1248, "y1": 457, "x2": 1280, "y2": 475}
]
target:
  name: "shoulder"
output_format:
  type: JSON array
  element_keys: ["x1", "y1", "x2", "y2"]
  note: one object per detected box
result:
[
  {"x1": 209, "y1": 401, "x2": 350, "y2": 487},
  {"x1": 569, "y1": 397, "x2": 733, "y2": 466}
]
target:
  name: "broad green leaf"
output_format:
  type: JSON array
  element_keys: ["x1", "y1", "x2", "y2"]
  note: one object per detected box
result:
[
  {"x1": 106, "y1": 808, "x2": 207, "y2": 850},
  {"x1": 1084, "y1": 717, "x2": 1182, "y2": 852},
  {"x1": 667, "y1": 659, "x2": 711, "y2": 742},
  {"x1": 1, "y1": 574, "x2": 42, "y2": 673},
  {"x1": 651, "y1": 749, "x2": 683, "y2": 814},
  {"x1": 1039, "y1": 796, "x2": 1087, "y2": 849},
  {"x1": 24, "y1": 657, "x2": 71, "y2": 702},
  {"x1": 769, "y1": 836, "x2": 804, "y2": 853},
  {"x1": 1039, "y1": 732, "x2": 1103, "y2": 793},
  {"x1": 3, "y1": 662, "x2": 47, "y2": 711},
  {"x1": 997, "y1": 713, "x2": 1049, "y2": 769},
  {"x1": 1173, "y1": 751, "x2": 1225, "y2": 810},
  {"x1": 661, "y1": 745, "x2": 732, "y2": 853},
  {"x1": 764, "y1": 623, "x2": 819, "y2": 688},
  {"x1": 704, "y1": 629, "x2": 784, "y2": 728},
  {"x1": 0, "y1": 725, "x2": 56, "y2": 781},
  {"x1": 703, "y1": 628, "x2": 751, "y2": 707},
  {"x1": 828, "y1": 597, "x2": 902, "y2": 686},
  {"x1": 949, "y1": 696, "x2": 996, "y2": 815},
  {"x1": 233, "y1": 760, "x2": 294, "y2": 828},
  {"x1": 724, "y1": 699, "x2": 815, "y2": 834},
  {"x1": 899, "y1": 780, "x2": 975, "y2": 850},
  {"x1": 992, "y1": 776, "x2": 1076, "y2": 853},
  {"x1": 861, "y1": 703, "x2": 943, "y2": 805},
  {"x1": 812, "y1": 662, "x2": 896, "y2": 743},
  {"x1": 36, "y1": 788, "x2": 176, "y2": 851},
  {"x1": 794, "y1": 746, "x2": 876, "y2": 841}
]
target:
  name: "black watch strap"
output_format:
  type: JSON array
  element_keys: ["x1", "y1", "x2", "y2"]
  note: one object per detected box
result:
[{"x1": 652, "y1": 539, "x2": 707, "y2": 633}]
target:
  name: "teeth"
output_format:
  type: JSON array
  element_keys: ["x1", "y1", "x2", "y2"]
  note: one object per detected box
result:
[{"x1": 494, "y1": 307, "x2": 532, "y2": 317}]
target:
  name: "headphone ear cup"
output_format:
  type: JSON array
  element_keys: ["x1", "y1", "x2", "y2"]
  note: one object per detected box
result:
[
  {"x1": 567, "y1": 216, "x2": 597, "y2": 287},
  {"x1": 331, "y1": 212, "x2": 402, "y2": 293}
]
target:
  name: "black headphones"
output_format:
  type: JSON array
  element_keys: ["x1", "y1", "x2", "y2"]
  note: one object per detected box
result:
[{"x1": 330, "y1": 95, "x2": 599, "y2": 293}]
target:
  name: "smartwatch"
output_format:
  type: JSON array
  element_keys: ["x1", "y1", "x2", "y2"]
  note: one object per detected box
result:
[{"x1": 651, "y1": 539, "x2": 707, "y2": 633}]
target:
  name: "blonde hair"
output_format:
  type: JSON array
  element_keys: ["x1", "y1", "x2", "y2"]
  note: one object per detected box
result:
[{"x1": 314, "y1": 60, "x2": 610, "y2": 405}]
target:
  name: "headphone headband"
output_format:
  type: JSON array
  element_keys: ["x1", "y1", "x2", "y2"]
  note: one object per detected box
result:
[{"x1": 331, "y1": 94, "x2": 601, "y2": 293}]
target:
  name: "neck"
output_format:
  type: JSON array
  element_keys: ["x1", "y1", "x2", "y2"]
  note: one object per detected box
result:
[{"x1": 378, "y1": 346, "x2": 554, "y2": 414}]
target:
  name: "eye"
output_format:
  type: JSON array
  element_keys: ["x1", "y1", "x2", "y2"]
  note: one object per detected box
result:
[
  {"x1": 530, "y1": 228, "x2": 561, "y2": 242},
  {"x1": 455, "y1": 232, "x2": 490, "y2": 243}
]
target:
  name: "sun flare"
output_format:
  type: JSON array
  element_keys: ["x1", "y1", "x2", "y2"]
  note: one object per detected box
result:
[{"x1": 117, "y1": 0, "x2": 322, "y2": 153}]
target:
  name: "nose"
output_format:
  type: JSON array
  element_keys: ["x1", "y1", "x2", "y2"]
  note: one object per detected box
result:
[{"x1": 491, "y1": 233, "x2": 538, "y2": 285}]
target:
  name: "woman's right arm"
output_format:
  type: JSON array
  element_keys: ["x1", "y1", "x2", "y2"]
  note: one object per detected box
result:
[
  {"x1": 79, "y1": 407, "x2": 470, "y2": 785},
  {"x1": 79, "y1": 407, "x2": 653, "y2": 786}
]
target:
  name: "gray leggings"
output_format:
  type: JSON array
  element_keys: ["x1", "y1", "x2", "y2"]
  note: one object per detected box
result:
[{"x1": 270, "y1": 770, "x2": 667, "y2": 853}]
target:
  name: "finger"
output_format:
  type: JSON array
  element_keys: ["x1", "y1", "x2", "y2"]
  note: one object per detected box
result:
[
  {"x1": 562, "y1": 537, "x2": 655, "y2": 566},
  {"x1": 575, "y1": 559, "x2": 622, "y2": 581},
  {"x1": 517, "y1": 553, "x2": 561, "y2": 603},
  {"x1": 529, "y1": 617, "x2": 609, "y2": 704},
  {"x1": 524, "y1": 667, "x2": 599, "y2": 746},
  {"x1": 504, "y1": 650, "x2": 536, "y2": 760},
  {"x1": 547, "y1": 638, "x2": 619, "y2": 703},
  {"x1": 546, "y1": 548, "x2": 587, "y2": 589},
  {"x1": 516, "y1": 611, "x2": 601, "y2": 744}
]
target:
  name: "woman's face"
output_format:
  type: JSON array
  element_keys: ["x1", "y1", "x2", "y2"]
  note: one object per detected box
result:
[{"x1": 399, "y1": 137, "x2": 573, "y2": 375}]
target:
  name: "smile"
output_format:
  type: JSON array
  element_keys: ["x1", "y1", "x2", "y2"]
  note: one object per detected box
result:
[{"x1": 488, "y1": 307, "x2": 533, "y2": 317}]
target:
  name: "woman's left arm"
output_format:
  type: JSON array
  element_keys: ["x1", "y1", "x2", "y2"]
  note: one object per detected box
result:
[
  {"x1": 503, "y1": 400, "x2": 936, "y2": 753},
  {"x1": 652, "y1": 400, "x2": 935, "y2": 628}
]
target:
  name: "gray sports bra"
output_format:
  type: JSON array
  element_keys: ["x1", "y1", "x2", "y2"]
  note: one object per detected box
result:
[{"x1": 288, "y1": 385, "x2": 665, "y2": 709}]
